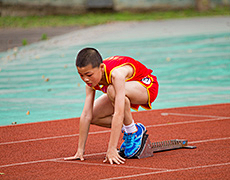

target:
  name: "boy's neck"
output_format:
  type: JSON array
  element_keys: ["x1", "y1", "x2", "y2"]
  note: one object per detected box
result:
[{"x1": 99, "y1": 71, "x2": 109, "y2": 86}]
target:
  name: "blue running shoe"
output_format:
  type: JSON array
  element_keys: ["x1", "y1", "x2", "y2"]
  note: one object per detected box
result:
[
  {"x1": 120, "y1": 131, "x2": 128, "y2": 151},
  {"x1": 137, "y1": 123, "x2": 146, "y2": 132},
  {"x1": 124, "y1": 123, "x2": 146, "y2": 158}
]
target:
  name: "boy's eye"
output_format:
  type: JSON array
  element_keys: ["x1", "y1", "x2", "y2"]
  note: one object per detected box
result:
[{"x1": 87, "y1": 74, "x2": 93, "y2": 77}]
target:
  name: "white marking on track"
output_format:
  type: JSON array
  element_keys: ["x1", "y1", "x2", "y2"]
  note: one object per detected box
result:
[
  {"x1": 0, "y1": 137, "x2": 229, "y2": 168},
  {"x1": 1, "y1": 117, "x2": 229, "y2": 146},
  {"x1": 0, "y1": 130, "x2": 111, "y2": 145},
  {"x1": 146, "y1": 117, "x2": 229, "y2": 128},
  {"x1": 189, "y1": 137, "x2": 230, "y2": 144},
  {"x1": 0, "y1": 158, "x2": 62, "y2": 168},
  {"x1": 54, "y1": 160, "x2": 168, "y2": 171},
  {"x1": 101, "y1": 162, "x2": 230, "y2": 180},
  {"x1": 160, "y1": 112, "x2": 228, "y2": 118}
]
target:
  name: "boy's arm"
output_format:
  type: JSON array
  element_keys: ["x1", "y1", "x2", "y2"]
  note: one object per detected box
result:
[
  {"x1": 65, "y1": 85, "x2": 95, "y2": 161},
  {"x1": 104, "y1": 68, "x2": 127, "y2": 164},
  {"x1": 78, "y1": 85, "x2": 95, "y2": 152}
]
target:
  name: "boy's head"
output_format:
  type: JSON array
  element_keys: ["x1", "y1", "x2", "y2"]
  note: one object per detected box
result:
[
  {"x1": 76, "y1": 48, "x2": 104, "y2": 87},
  {"x1": 76, "y1": 48, "x2": 103, "y2": 68}
]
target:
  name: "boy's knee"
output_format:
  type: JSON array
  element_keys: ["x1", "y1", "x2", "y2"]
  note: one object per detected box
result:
[
  {"x1": 125, "y1": 96, "x2": 131, "y2": 108},
  {"x1": 91, "y1": 115, "x2": 97, "y2": 125},
  {"x1": 107, "y1": 85, "x2": 131, "y2": 106},
  {"x1": 107, "y1": 85, "x2": 115, "y2": 102}
]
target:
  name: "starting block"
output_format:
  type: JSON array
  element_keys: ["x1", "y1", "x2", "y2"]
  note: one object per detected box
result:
[{"x1": 119, "y1": 131, "x2": 196, "y2": 159}]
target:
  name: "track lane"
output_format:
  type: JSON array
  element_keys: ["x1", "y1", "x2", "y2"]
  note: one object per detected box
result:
[{"x1": 0, "y1": 103, "x2": 229, "y2": 179}]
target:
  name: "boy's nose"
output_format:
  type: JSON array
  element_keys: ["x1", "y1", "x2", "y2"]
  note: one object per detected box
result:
[{"x1": 84, "y1": 77, "x2": 89, "y2": 82}]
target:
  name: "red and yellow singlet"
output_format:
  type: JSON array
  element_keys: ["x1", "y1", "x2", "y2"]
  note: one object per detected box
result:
[{"x1": 92, "y1": 56, "x2": 159, "y2": 110}]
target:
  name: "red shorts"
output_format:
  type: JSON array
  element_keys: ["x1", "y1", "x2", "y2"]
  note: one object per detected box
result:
[{"x1": 131, "y1": 74, "x2": 159, "y2": 111}]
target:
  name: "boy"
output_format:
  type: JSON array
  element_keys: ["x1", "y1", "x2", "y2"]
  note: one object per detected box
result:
[{"x1": 65, "y1": 48, "x2": 158, "y2": 164}]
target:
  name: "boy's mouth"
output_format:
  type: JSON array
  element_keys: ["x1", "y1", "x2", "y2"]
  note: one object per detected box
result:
[{"x1": 87, "y1": 83, "x2": 92, "y2": 87}]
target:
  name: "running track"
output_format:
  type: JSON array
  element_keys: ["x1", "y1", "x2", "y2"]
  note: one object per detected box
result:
[{"x1": 1, "y1": 103, "x2": 230, "y2": 179}]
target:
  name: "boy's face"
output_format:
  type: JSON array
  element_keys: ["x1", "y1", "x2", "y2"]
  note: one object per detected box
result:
[{"x1": 77, "y1": 63, "x2": 104, "y2": 87}]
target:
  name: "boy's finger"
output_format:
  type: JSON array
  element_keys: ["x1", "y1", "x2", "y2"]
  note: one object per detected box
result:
[
  {"x1": 118, "y1": 154, "x2": 126, "y2": 161},
  {"x1": 103, "y1": 157, "x2": 107, "y2": 163},
  {"x1": 109, "y1": 159, "x2": 113, "y2": 165},
  {"x1": 113, "y1": 158, "x2": 120, "y2": 165},
  {"x1": 64, "y1": 157, "x2": 73, "y2": 160},
  {"x1": 117, "y1": 157, "x2": 125, "y2": 164},
  {"x1": 118, "y1": 157, "x2": 125, "y2": 163}
]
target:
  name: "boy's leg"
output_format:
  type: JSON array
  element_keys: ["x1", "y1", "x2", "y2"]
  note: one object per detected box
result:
[
  {"x1": 123, "y1": 81, "x2": 149, "y2": 157},
  {"x1": 107, "y1": 81, "x2": 148, "y2": 125},
  {"x1": 124, "y1": 81, "x2": 149, "y2": 106},
  {"x1": 91, "y1": 94, "x2": 114, "y2": 128},
  {"x1": 90, "y1": 84, "x2": 140, "y2": 129},
  {"x1": 91, "y1": 81, "x2": 148, "y2": 128},
  {"x1": 106, "y1": 81, "x2": 149, "y2": 157},
  {"x1": 91, "y1": 81, "x2": 148, "y2": 129}
]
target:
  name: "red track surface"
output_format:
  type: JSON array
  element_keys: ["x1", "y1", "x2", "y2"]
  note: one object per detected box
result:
[{"x1": 1, "y1": 103, "x2": 230, "y2": 179}]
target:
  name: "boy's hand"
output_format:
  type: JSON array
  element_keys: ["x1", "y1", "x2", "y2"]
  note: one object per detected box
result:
[
  {"x1": 64, "y1": 150, "x2": 84, "y2": 161},
  {"x1": 103, "y1": 148, "x2": 125, "y2": 165}
]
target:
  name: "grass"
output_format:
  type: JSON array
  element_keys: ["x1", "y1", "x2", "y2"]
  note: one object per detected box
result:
[
  {"x1": 0, "y1": 6, "x2": 229, "y2": 28},
  {"x1": 41, "y1": 33, "x2": 48, "y2": 40},
  {"x1": 22, "y1": 39, "x2": 28, "y2": 46}
]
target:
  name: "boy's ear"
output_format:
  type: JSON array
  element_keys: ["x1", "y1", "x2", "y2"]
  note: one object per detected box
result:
[{"x1": 100, "y1": 63, "x2": 104, "y2": 71}]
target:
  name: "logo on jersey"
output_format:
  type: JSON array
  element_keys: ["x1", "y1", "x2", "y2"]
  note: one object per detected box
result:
[{"x1": 141, "y1": 77, "x2": 151, "y2": 85}]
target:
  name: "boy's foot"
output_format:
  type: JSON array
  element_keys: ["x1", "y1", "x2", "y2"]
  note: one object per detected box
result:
[
  {"x1": 137, "y1": 123, "x2": 146, "y2": 132},
  {"x1": 123, "y1": 123, "x2": 146, "y2": 158},
  {"x1": 119, "y1": 123, "x2": 146, "y2": 153},
  {"x1": 120, "y1": 130, "x2": 127, "y2": 151}
]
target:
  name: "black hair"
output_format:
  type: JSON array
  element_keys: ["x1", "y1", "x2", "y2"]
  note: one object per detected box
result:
[{"x1": 76, "y1": 47, "x2": 103, "y2": 68}]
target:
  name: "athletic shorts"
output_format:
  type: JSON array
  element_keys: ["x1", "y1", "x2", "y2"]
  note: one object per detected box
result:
[{"x1": 131, "y1": 74, "x2": 159, "y2": 111}]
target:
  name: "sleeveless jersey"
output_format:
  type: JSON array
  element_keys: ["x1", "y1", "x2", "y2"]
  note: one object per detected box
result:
[
  {"x1": 92, "y1": 56, "x2": 153, "y2": 92},
  {"x1": 92, "y1": 56, "x2": 159, "y2": 110}
]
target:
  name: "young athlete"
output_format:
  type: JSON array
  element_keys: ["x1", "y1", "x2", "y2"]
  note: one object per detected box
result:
[{"x1": 65, "y1": 47, "x2": 159, "y2": 164}]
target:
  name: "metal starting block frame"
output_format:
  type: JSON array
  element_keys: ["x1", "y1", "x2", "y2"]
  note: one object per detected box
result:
[{"x1": 119, "y1": 131, "x2": 197, "y2": 159}]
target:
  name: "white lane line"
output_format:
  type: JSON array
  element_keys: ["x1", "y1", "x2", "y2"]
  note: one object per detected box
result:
[
  {"x1": 0, "y1": 152, "x2": 106, "y2": 168},
  {"x1": 189, "y1": 137, "x2": 230, "y2": 144},
  {"x1": 101, "y1": 162, "x2": 230, "y2": 180},
  {"x1": 0, "y1": 158, "x2": 62, "y2": 168},
  {"x1": 54, "y1": 160, "x2": 168, "y2": 171},
  {"x1": 1, "y1": 117, "x2": 229, "y2": 146},
  {"x1": 0, "y1": 130, "x2": 111, "y2": 145},
  {"x1": 84, "y1": 152, "x2": 106, "y2": 157},
  {"x1": 0, "y1": 134, "x2": 79, "y2": 145},
  {"x1": 1, "y1": 137, "x2": 229, "y2": 169},
  {"x1": 146, "y1": 117, "x2": 229, "y2": 128},
  {"x1": 161, "y1": 112, "x2": 228, "y2": 118}
]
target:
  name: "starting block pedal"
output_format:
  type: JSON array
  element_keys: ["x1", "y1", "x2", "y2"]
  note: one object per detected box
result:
[{"x1": 119, "y1": 131, "x2": 196, "y2": 159}]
